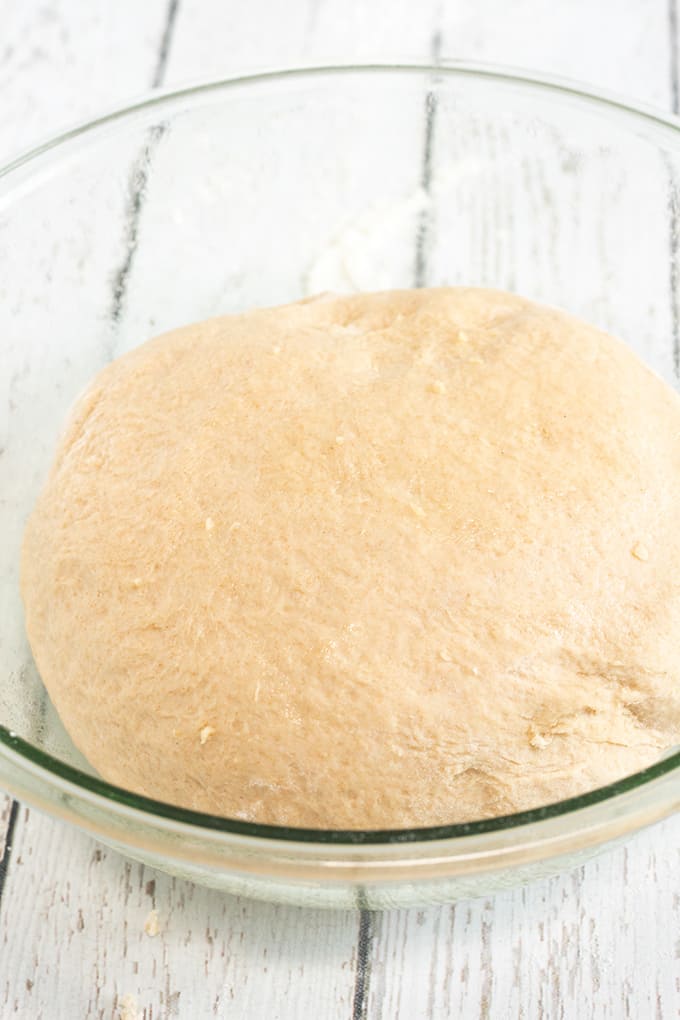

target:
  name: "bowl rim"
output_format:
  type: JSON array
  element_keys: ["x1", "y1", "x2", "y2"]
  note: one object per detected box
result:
[
  {"x1": 2, "y1": 61, "x2": 679, "y2": 849},
  {"x1": 2, "y1": 726, "x2": 679, "y2": 847},
  {"x1": 4, "y1": 58, "x2": 680, "y2": 180}
]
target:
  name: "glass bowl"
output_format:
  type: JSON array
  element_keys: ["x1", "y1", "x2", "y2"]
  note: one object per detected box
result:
[{"x1": 1, "y1": 64, "x2": 679, "y2": 910}]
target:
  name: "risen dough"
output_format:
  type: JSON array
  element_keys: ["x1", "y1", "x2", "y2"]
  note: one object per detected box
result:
[{"x1": 21, "y1": 288, "x2": 680, "y2": 827}]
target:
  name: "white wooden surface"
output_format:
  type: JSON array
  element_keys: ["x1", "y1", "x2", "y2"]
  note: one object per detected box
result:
[{"x1": 1, "y1": 2, "x2": 679, "y2": 1018}]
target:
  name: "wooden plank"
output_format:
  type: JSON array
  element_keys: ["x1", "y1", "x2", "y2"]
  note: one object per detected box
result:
[
  {"x1": 164, "y1": 0, "x2": 442, "y2": 83},
  {"x1": 0, "y1": 809, "x2": 358, "y2": 1020},
  {"x1": 437, "y1": 0, "x2": 670, "y2": 108},
  {"x1": 0, "y1": 798, "x2": 18, "y2": 877},
  {"x1": 0, "y1": 798, "x2": 11, "y2": 858},
  {"x1": 163, "y1": 0, "x2": 669, "y2": 109},
  {"x1": 365, "y1": 816, "x2": 680, "y2": 1020},
  {"x1": 0, "y1": 12, "x2": 177, "y2": 1012},
  {"x1": 0, "y1": 2, "x2": 173, "y2": 164}
]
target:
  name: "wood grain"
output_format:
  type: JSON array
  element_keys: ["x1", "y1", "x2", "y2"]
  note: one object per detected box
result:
[
  {"x1": 0, "y1": 797, "x2": 17, "y2": 889},
  {"x1": 0, "y1": 810, "x2": 678, "y2": 1018},
  {"x1": 0, "y1": 797, "x2": 11, "y2": 857},
  {"x1": 0, "y1": 809, "x2": 358, "y2": 1020},
  {"x1": 365, "y1": 817, "x2": 680, "y2": 1020},
  {"x1": 0, "y1": 1, "x2": 679, "y2": 1018},
  {"x1": 0, "y1": 1, "x2": 171, "y2": 164},
  {"x1": 161, "y1": 0, "x2": 669, "y2": 106}
]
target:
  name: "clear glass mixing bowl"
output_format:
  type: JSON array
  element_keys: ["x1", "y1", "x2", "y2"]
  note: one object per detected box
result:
[{"x1": 1, "y1": 65, "x2": 679, "y2": 910}]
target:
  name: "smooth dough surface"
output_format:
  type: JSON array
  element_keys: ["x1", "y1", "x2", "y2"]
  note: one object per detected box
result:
[{"x1": 21, "y1": 288, "x2": 680, "y2": 828}]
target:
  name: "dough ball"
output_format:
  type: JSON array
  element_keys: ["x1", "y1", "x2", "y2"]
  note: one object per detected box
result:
[{"x1": 21, "y1": 288, "x2": 680, "y2": 827}]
